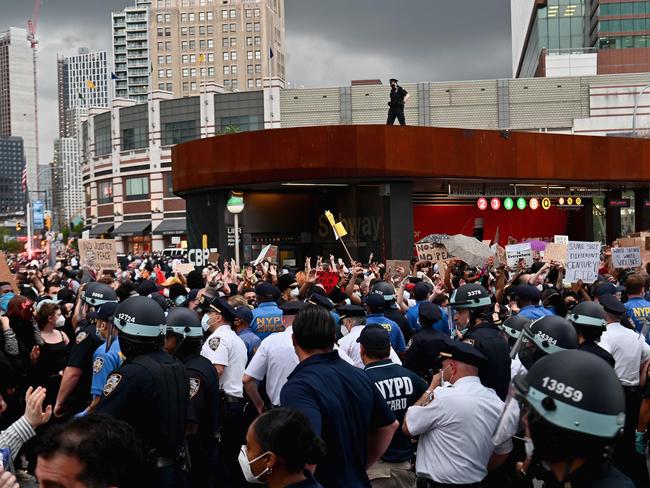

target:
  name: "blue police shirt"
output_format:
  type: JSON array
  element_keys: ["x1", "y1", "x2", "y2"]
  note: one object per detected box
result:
[
  {"x1": 366, "y1": 314, "x2": 406, "y2": 353},
  {"x1": 280, "y1": 350, "x2": 396, "y2": 488},
  {"x1": 625, "y1": 297, "x2": 650, "y2": 343},
  {"x1": 237, "y1": 327, "x2": 261, "y2": 363},
  {"x1": 251, "y1": 302, "x2": 284, "y2": 341},
  {"x1": 90, "y1": 338, "x2": 123, "y2": 398},
  {"x1": 518, "y1": 304, "x2": 554, "y2": 321},
  {"x1": 406, "y1": 302, "x2": 450, "y2": 336}
]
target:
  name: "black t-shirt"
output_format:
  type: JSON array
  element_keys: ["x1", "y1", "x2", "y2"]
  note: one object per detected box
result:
[
  {"x1": 364, "y1": 359, "x2": 427, "y2": 462},
  {"x1": 389, "y1": 86, "x2": 408, "y2": 109}
]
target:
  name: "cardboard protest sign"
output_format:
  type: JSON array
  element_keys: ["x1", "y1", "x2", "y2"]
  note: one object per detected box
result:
[
  {"x1": 78, "y1": 239, "x2": 117, "y2": 269},
  {"x1": 415, "y1": 243, "x2": 449, "y2": 262},
  {"x1": 252, "y1": 245, "x2": 279, "y2": 266},
  {"x1": 565, "y1": 241, "x2": 600, "y2": 283},
  {"x1": 208, "y1": 252, "x2": 220, "y2": 265},
  {"x1": 0, "y1": 252, "x2": 18, "y2": 293},
  {"x1": 491, "y1": 244, "x2": 507, "y2": 268},
  {"x1": 544, "y1": 243, "x2": 568, "y2": 264},
  {"x1": 505, "y1": 243, "x2": 533, "y2": 268},
  {"x1": 174, "y1": 262, "x2": 196, "y2": 275},
  {"x1": 386, "y1": 260, "x2": 411, "y2": 275},
  {"x1": 316, "y1": 271, "x2": 340, "y2": 295},
  {"x1": 554, "y1": 235, "x2": 569, "y2": 244},
  {"x1": 611, "y1": 247, "x2": 641, "y2": 269}
]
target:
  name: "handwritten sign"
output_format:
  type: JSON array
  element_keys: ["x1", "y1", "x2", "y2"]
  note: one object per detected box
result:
[
  {"x1": 554, "y1": 235, "x2": 569, "y2": 244},
  {"x1": 415, "y1": 243, "x2": 449, "y2": 262},
  {"x1": 491, "y1": 244, "x2": 508, "y2": 268},
  {"x1": 544, "y1": 243, "x2": 568, "y2": 264},
  {"x1": 386, "y1": 260, "x2": 411, "y2": 275},
  {"x1": 173, "y1": 262, "x2": 196, "y2": 275},
  {"x1": 78, "y1": 239, "x2": 117, "y2": 269},
  {"x1": 316, "y1": 271, "x2": 340, "y2": 295},
  {"x1": 252, "y1": 245, "x2": 279, "y2": 266},
  {"x1": 0, "y1": 252, "x2": 18, "y2": 293},
  {"x1": 565, "y1": 241, "x2": 600, "y2": 283},
  {"x1": 611, "y1": 247, "x2": 641, "y2": 269},
  {"x1": 505, "y1": 243, "x2": 533, "y2": 268}
]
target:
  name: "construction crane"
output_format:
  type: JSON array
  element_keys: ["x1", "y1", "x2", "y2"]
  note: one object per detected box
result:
[{"x1": 27, "y1": 0, "x2": 42, "y2": 191}]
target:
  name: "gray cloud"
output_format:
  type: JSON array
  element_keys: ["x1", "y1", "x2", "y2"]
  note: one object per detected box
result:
[{"x1": 2, "y1": 0, "x2": 511, "y2": 165}]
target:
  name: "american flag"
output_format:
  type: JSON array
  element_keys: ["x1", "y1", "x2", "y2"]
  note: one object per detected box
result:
[{"x1": 21, "y1": 161, "x2": 27, "y2": 193}]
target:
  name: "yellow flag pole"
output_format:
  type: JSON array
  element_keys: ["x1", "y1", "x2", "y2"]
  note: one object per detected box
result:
[{"x1": 325, "y1": 211, "x2": 354, "y2": 265}]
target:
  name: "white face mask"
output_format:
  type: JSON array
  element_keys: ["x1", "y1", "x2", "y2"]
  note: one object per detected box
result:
[
  {"x1": 201, "y1": 314, "x2": 211, "y2": 332},
  {"x1": 237, "y1": 446, "x2": 270, "y2": 484},
  {"x1": 340, "y1": 325, "x2": 349, "y2": 337},
  {"x1": 55, "y1": 315, "x2": 66, "y2": 328},
  {"x1": 440, "y1": 365, "x2": 453, "y2": 388},
  {"x1": 290, "y1": 287, "x2": 300, "y2": 298}
]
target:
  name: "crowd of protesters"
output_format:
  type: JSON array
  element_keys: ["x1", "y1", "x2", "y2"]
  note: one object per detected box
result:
[{"x1": 0, "y1": 244, "x2": 647, "y2": 487}]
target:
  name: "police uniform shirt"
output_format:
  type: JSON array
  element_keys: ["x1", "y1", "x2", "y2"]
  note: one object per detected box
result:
[
  {"x1": 389, "y1": 86, "x2": 408, "y2": 110},
  {"x1": 510, "y1": 354, "x2": 527, "y2": 379},
  {"x1": 463, "y1": 323, "x2": 511, "y2": 400},
  {"x1": 90, "y1": 338, "x2": 123, "y2": 398},
  {"x1": 201, "y1": 325, "x2": 248, "y2": 398},
  {"x1": 338, "y1": 325, "x2": 402, "y2": 369},
  {"x1": 364, "y1": 359, "x2": 427, "y2": 463},
  {"x1": 281, "y1": 350, "x2": 396, "y2": 488},
  {"x1": 403, "y1": 327, "x2": 448, "y2": 380},
  {"x1": 405, "y1": 376, "x2": 512, "y2": 484},
  {"x1": 384, "y1": 306, "x2": 411, "y2": 341},
  {"x1": 244, "y1": 325, "x2": 299, "y2": 406},
  {"x1": 236, "y1": 327, "x2": 261, "y2": 363},
  {"x1": 624, "y1": 297, "x2": 650, "y2": 342},
  {"x1": 366, "y1": 314, "x2": 407, "y2": 353},
  {"x1": 517, "y1": 304, "x2": 554, "y2": 321},
  {"x1": 577, "y1": 341, "x2": 616, "y2": 368},
  {"x1": 67, "y1": 320, "x2": 102, "y2": 404},
  {"x1": 184, "y1": 354, "x2": 220, "y2": 434},
  {"x1": 600, "y1": 322, "x2": 650, "y2": 386},
  {"x1": 251, "y1": 302, "x2": 285, "y2": 341}
]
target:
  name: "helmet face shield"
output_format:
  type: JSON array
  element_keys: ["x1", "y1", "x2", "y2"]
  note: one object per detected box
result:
[{"x1": 509, "y1": 322, "x2": 534, "y2": 360}]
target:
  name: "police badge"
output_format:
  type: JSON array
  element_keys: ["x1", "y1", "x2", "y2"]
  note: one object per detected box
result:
[
  {"x1": 93, "y1": 357, "x2": 104, "y2": 374},
  {"x1": 76, "y1": 331, "x2": 88, "y2": 344},
  {"x1": 208, "y1": 336, "x2": 220, "y2": 351},
  {"x1": 189, "y1": 378, "x2": 201, "y2": 399},
  {"x1": 103, "y1": 373, "x2": 122, "y2": 396}
]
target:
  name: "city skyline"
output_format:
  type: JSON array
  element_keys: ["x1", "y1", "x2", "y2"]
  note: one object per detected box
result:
[{"x1": 1, "y1": 0, "x2": 512, "y2": 167}]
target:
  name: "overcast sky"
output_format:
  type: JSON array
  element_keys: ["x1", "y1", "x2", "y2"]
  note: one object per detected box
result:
[{"x1": 2, "y1": 0, "x2": 511, "y2": 164}]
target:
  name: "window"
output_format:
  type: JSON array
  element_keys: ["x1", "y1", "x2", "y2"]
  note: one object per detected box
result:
[
  {"x1": 157, "y1": 41, "x2": 164, "y2": 50},
  {"x1": 207, "y1": 25, "x2": 213, "y2": 34},
  {"x1": 230, "y1": 23, "x2": 236, "y2": 31},
  {"x1": 254, "y1": 8, "x2": 260, "y2": 17},
  {"x1": 247, "y1": 79, "x2": 253, "y2": 88},
  {"x1": 231, "y1": 51, "x2": 237, "y2": 60},
  {"x1": 165, "y1": 27, "x2": 171, "y2": 36},
  {"x1": 255, "y1": 50, "x2": 261, "y2": 60},
  {"x1": 255, "y1": 64, "x2": 262, "y2": 74},
  {"x1": 97, "y1": 180, "x2": 113, "y2": 204},
  {"x1": 158, "y1": 81, "x2": 166, "y2": 89},
  {"x1": 200, "y1": 26, "x2": 206, "y2": 35},
  {"x1": 247, "y1": 51, "x2": 253, "y2": 60},
  {"x1": 165, "y1": 13, "x2": 171, "y2": 22},
  {"x1": 200, "y1": 67, "x2": 206, "y2": 77},
  {"x1": 157, "y1": 27, "x2": 164, "y2": 37},
  {"x1": 247, "y1": 64, "x2": 253, "y2": 75},
  {"x1": 182, "y1": 41, "x2": 188, "y2": 50},
  {"x1": 200, "y1": 39, "x2": 207, "y2": 49},
  {"x1": 246, "y1": 36, "x2": 253, "y2": 46},
  {"x1": 183, "y1": 68, "x2": 189, "y2": 76},
  {"x1": 181, "y1": 13, "x2": 188, "y2": 22},
  {"x1": 122, "y1": 126, "x2": 148, "y2": 151},
  {"x1": 158, "y1": 69, "x2": 166, "y2": 78},
  {"x1": 232, "y1": 79, "x2": 238, "y2": 89},
  {"x1": 162, "y1": 119, "x2": 199, "y2": 146},
  {"x1": 189, "y1": 26, "x2": 195, "y2": 35},
  {"x1": 166, "y1": 69, "x2": 172, "y2": 77},
  {"x1": 231, "y1": 65, "x2": 237, "y2": 75},
  {"x1": 255, "y1": 79, "x2": 262, "y2": 88},
  {"x1": 199, "y1": 12, "x2": 206, "y2": 21},
  {"x1": 166, "y1": 83, "x2": 173, "y2": 91},
  {"x1": 189, "y1": 40, "x2": 196, "y2": 49},
  {"x1": 222, "y1": 24, "x2": 229, "y2": 33},
  {"x1": 224, "y1": 66, "x2": 230, "y2": 75},
  {"x1": 182, "y1": 54, "x2": 189, "y2": 63},
  {"x1": 125, "y1": 177, "x2": 149, "y2": 201},
  {"x1": 254, "y1": 36, "x2": 261, "y2": 45},
  {"x1": 208, "y1": 67, "x2": 215, "y2": 76},
  {"x1": 207, "y1": 11, "x2": 214, "y2": 20},
  {"x1": 158, "y1": 55, "x2": 165, "y2": 64},
  {"x1": 223, "y1": 52, "x2": 229, "y2": 60},
  {"x1": 157, "y1": 14, "x2": 164, "y2": 22},
  {"x1": 246, "y1": 9, "x2": 252, "y2": 17},
  {"x1": 165, "y1": 173, "x2": 174, "y2": 197},
  {"x1": 207, "y1": 39, "x2": 214, "y2": 48},
  {"x1": 222, "y1": 10, "x2": 228, "y2": 19},
  {"x1": 191, "y1": 81, "x2": 197, "y2": 90},
  {"x1": 165, "y1": 41, "x2": 172, "y2": 50},
  {"x1": 188, "y1": 13, "x2": 195, "y2": 21},
  {"x1": 190, "y1": 68, "x2": 197, "y2": 77},
  {"x1": 254, "y1": 22, "x2": 260, "y2": 32},
  {"x1": 183, "y1": 82, "x2": 189, "y2": 91},
  {"x1": 246, "y1": 23, "x2": 252, "y2": 32},
  {"x1": 230, "y1": 37, "x2": 237, "y2": 47},
  {"x1": 224, "y1": 79, "x2": 231, "y2": 88},
  {"x1": 166, "y1": 55, "x2": 172, "y2": 64},
  {"x1": 207, "y1": 52, "x2": 214, "y2": 62}
]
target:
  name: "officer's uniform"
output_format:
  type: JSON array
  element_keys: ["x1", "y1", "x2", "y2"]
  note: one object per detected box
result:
[
  {"x1": 251, "y1": 282, "x2": 284, "y2": 340},
  {"x1": 233, "y1": 306, "x2": 261, "y2": 364},
  {"x1": 384, "y1": 304, "x2": 412, "y2": 342},
  {"x1": 387, "y1": 83, "x2": 408, "y2": 126},
  {"x1": 365, "y1": 306, "x2": 407, "y2": 354},
  {"x1": 577, "y1": 340, "x2": 615, "y2": 368},
  {"x1": 624, "y1": 295, "x2": 650, "y2": 343},
  {"x1": 66, "y1": 319, "x2": 102, "y2": 412},
  {"x1": 184, "y1": 354, "x2": 220, "y2": 488},
  {"x1": 90, "y1": 337, "x2": 123, "y2": 400},
  {"x1": 404, "y1": 341, "x2": 512, "y2": 487},
  {"x1": 462, "y1": 322, "x2": 511, "y2": 401},
  {"x1": 403, "y1": 302, "x2": 447, "y2": 381}
]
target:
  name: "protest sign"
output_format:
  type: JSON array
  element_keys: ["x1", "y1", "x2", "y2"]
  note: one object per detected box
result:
[
  {"x1": 316, "y1": 271, "x2": 340, "y2": 295},
  {"x1": 386, "y1": 260, "x2": 411, "y2": 275},
  {"x1": 0, "y1": 252, "x2": 18, "y2": 293},
  {"x1": 415, "y1": 243, "x2": 449, "y2": 262},
  {"x1": 208, "y1": 252, "x2": 220, "y2": 265},
  {"x1": 252, "y1": 245, "x2": 279, "y2": 266},
  {"x1": 554, "y1": 235, "x2": 569, "y2": 244},
  {"x1": 565, "y1": 241, "x2": 600, "y2": 283},
  {"x1": 544, "y1": 243, "x2": 568, "y2": 264},
  {"x1": 611, "y1": 247, "x2": 641, "y2": 269},
  {"x1": 78, "y1": 239, "x2": 117, "y2": 269},
  {"x1": 174, "y1": 262, "x2": 196, "y2": 275},
  {"x1": 505, "y1": 243, "x2": 533, "y2": 268}
]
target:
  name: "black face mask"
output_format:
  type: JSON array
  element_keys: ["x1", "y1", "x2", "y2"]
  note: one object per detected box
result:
[{"x1": 247, "y1": 299, "x2": 257, "y2": 307}]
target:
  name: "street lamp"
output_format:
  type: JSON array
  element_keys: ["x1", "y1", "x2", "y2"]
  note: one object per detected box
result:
[
  {"x1": 226, "y1": 192, "x2": 244, "y2": 267},
  {"x1": 632, "y1": 83, "x2": 650, "y2": 137}
]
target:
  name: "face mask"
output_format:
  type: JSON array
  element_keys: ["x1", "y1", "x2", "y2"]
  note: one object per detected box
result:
[
  {"x1": 247, "y1": 299, "x2": 257, "y2": 307},
  {"x1": 55, "y1": 315, "x2": 66, "y2": 328},
  {"x1": 403, "y1": 291, "x2": 410, "y2": 301},
  {"x1": 290, "y1": 287, "x2": 300, "y2": 298},
  {"x1": 440, "y1": 365, "x2": 453, "y2": 388},
  {"x1": 174, "y1": 295, "x2": 187, "y2": 306},
  {"x1": 163, "y1": 289, "x2": 170, "y2": 298},
  {"x1": 237, "y1": 446, "x2": 270, "y2": 484},
  {"x1": 340, "y1": 325, "x2": 349, "y2": 337},
  {"x1": 353, "y1": 292, "x2": 362, "y2": 300},
  {"x1": 201, "y1": 314, "x2": 211, "y2": 332}
]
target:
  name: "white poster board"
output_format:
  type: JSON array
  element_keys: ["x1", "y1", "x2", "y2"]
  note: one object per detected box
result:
[
  {"x1": 78, "y1": 239, "x2": 118, "y2": 269},
  {"x1": 611, "y1": 247, "x2": 642, "y2": 269},
  {"x1": 565, "y1": 241, "x2": 601, "y2": 283},
  {"x1": 554, "y1": 235, "x2": 569, "y2": 244},
  {"x1": 505, "y1": 243, "x2": 533, "y2": 268}
]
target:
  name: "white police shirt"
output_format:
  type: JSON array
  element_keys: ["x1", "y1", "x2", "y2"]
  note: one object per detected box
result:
[
  {"x1": 201, "y1": 324, "x2": 248, "y2": 398},
  {"x1": 338, "y1": 325, "x2": 403, "y2": 368},
  {"x1": 405, "y1": 376, "x2": 512, "y2": 484},
  {"x1": 245, "y1": 325, "x2": 299, "y2": 406},
  {"x1": 510, "y1": 354, "x2": 527, "y2": 380},
  {"x1": 600, "y1": 321, "x2": 650, "y2": 386}
]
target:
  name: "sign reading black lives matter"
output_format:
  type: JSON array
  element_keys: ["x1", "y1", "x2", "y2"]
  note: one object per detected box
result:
[
  {"x1": 565, "y1": 241, "x2": 600, "y2": 283},
  {"x1": 78, "y1": 239, "x2": 118, "y2": 269},
  {"x1": 611, "y1": 247, "x2": 642, "y2": 269}
]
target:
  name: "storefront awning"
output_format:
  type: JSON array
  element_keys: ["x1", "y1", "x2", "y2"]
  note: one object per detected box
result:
[
  {"x1": 152, "y1": 219, "x2": 186, "y2": 236},
  {"x1": 89, "y1": 223, "x2": 114, "y2": 237},
  {"x1": 112, "y1": 221, "x2": 151, "y2": 237}
]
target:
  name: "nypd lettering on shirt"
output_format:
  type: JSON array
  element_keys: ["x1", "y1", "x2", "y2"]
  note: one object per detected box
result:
[
  {"x1": 255, "y1": 316, "x2": 284, "y2": 333},
  {"x1": 374, "y1": 376, "x2": 414, "y2": 410}
]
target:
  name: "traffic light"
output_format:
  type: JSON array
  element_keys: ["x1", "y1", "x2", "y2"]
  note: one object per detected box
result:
[
  {"x1": 45, "y1": 215, "x2": 52, "y2": 231},
  {"x1": 15, "y1": 221, "x2": 21, "y2": 232}
]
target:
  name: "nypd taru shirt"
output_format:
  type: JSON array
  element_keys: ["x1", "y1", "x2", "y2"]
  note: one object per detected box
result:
[
  {"x1": 251, "y1": 302, "x2": 284, "y2": 341},
  {"x1": 364, "y1": 359, "x2": 427, "y2": 463},
  {"x1": 624, "y1": 296, "x2": 650, "y2": 343},
  {"x1": 366, "y1": 314, "x2": 407, "y2": 353}
]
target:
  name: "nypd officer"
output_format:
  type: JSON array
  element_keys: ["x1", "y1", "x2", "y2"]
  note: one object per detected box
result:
[
  {"x1": 450, "y1": 284, "x2": 511, "y2": 400},
  {"x1": 515, "y1": 315, "x2": 578, "y2": 372},
  {"x1": 403, "y1": 302, "x2": 448, "y2": 382},
  {"x1": 251, "y1": 282, "x2": 284, "y2": 340},
  {"x1": 566, "y1": 301, "x2": 615, "y2": 367},
  {"x1": 365, "y1": 293, "x2": 407, "y2": 355},
  {"x1": 164, "y1": 307, "x2": 220, "y2": 488},
  {"x1": 506, "y1": 350, "x2": 632, "y2": 487},
  {"x1": 96, "y1": 296, "x2": 189, "y2": 488},
  {"x1": 55, "y1": 282, "x2": 116, "y2": 417},
  {"x1": 386, "y1": 78, "x2": 410, "y2": 126},
  {"x1": 361, "y1": 325, "x2": 427, "y2": 487},
  {"x1": 500, "y1": 315, "x2": 531, "y2": 378}
]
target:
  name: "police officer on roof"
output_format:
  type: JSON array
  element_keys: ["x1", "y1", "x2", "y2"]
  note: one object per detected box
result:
[
  {"x1": 386, "y1": 78, "x2": 410, "y2": 126},
  {"x1": 450, "y1": 283, "x2": 511, "y2": 400},
  {"x1": 54, "y1": 282, "x2": 115, "y2": 417},
  {"x1": 96, "y1": 296, "x2": 189, "y2": 488},
  {"x1": 499, "y1": 350, "x2": 633, "y2": 487},
  {"x1": 164, "y1": 307, "x2": 219, "y2": 488}
]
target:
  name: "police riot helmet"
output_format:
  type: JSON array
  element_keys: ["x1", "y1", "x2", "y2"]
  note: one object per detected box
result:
[
  {"x1": 516, "y1": 350, "x2": 625, "y2": 463},
  {"x1": 83, "y1": 282, "x2": 118, "y2": 307},
  {"x1": 449, "y1": 284, "x2": 491, "y2": 309},
  {"x1": 371, "y1": 281, "x2": 396, "y2": 304},
  {"x1": 566, "y1": 302, "x2": 606, "y2": 329},
  {"x1": 165, "y1": 307, "x2": 202, "y2": 339},
  {"x1": 518, "y1": 316, "x2": 577, "y2": 370},
  {"x1": 113, "y1": 296, "x2": 165, "y2": 339},
  {"x1": 502, "y1": 315, "x2": 532, "y2": 341}
]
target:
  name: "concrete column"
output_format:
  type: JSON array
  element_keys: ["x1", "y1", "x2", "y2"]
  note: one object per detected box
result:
[
  {"x1": 606, "y1": 190, "x2": 622, "y2": 245},
  {"x1": 568, "y1": 198, "x2": 594, "y2": 242},
  {"x1": 381, "y1": 182, "x2": 414, "y2": 260},
  {"x1": 635, "y1": 188, "x2": 650, "y2": 232}
]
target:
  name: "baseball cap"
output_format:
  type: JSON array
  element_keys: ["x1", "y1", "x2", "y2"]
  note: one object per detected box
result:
[
  {"x1": 233, "y1": 306, "x2": 253, "y2": 325},
  {"x1": 357, "y1": 324, "x2": 390, "y2": 350},
  {"x1": 97, "y1": 302, "x2": 119, "y2": 322}
]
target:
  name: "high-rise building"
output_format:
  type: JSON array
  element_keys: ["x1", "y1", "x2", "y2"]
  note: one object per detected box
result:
[
  {"x1": 53, "y1": 137, "x2": 83, "y2": 226},
  {"x1": 112, "y1": 0, "x2": 151, "y2": 103},
  {"x1": 0, "y1": 136, "x2": 24, "y2": 216},
  {"x1": 513, "y1": 0, "x2": 650, "y2": 77},
  {"x1": 37, "y1": 163, "x2": 53, "y2": 214},
  {"x1": 0, "y1": 27, "x2": 38, "y2": 194},
  {"x1": 57, "y1": 48, "x2": 110, "y2": 137}
]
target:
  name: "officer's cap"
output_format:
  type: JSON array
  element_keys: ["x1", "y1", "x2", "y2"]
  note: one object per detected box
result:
[
  {"x1": 419, "y1": 302, "x2": 442, "y2": 323},
  {"x1": 255, "y1": 281, "x2": 281, "y2": 300},
  {"x1": 357, "y1": 324, "x2": 390, "y2": 350},
  {"x1": 208, "y1": 296, "x2": 237, "y2": 323},
  {"x1": 599, "y1": 293, "x2": 626, "y2": 317},
  {"x1": 389, "y1": 78, "x2": 398, "y2": 83},
  {"x1": 413, "y1": 282, "x2": 431, "y2": 301},
  {"x1": 364, "y1": 293, "x2": 385, "y2": 312},
  {"x1": 233, "y1": 306, "x2": 253, "y2": 324},
  {"x1": 187, "y1": 288, "x2": 201, "y2": 302},
  {"x1": 438, "y1": 338, "x2": 487, "y2": 369},
  {"x1": 137, "y1": 280, "x2": 159, "y2": 297},
  {"x1": 280, "y1": 300, "x2": 305, "y2": 316},
  {"x1": 514, "y1": 284, "x2": 541, "y2": 303},
  {"x1": 337, "y1": 304, "x2": 366, "y2": 322},
  {"x1": 277, "y1": 273, "x2": 298, "y2": 293},
  {"x1": 593, "y1": 282, "x2": 623, "y2": 298},
  {"x1": 96, "y1": 302, "x2": 119, "y2": 322},
  {"x1": 307, "y1": 293, "x2": 334, "y2": 311}
]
